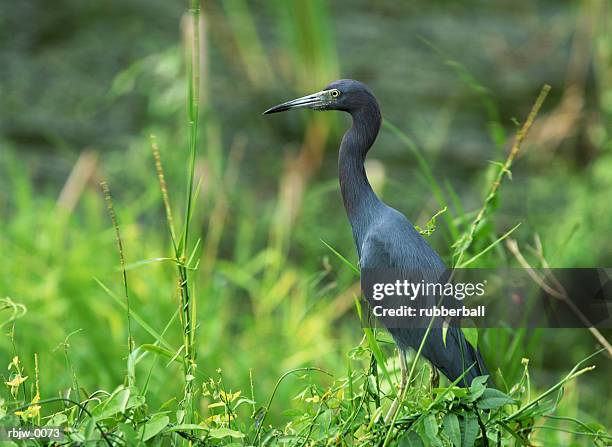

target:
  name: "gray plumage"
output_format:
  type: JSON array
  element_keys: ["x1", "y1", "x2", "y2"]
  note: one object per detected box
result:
[{"x1": 265, "y1": 79, "x2": 488, "y2": 386}]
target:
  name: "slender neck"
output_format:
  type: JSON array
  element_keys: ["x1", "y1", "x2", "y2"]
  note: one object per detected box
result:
[{"x1": 338, "y1": 98, "x2": 383, "y2": 236}]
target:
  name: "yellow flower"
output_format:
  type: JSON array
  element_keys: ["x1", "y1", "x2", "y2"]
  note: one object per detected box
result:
[
  {"x1": 8, "y1": 357, "x2": 19, "y2": 371},
  {"x1": 205, "y1": 413, "x2": 234, "y2": 424},
  {"x1": 5, "y1": 375, "x2": 28, "y2": 388},
  {"x1": 208, "y1": 401, "x2": 226, "y2": 409},
  {"x1": 15, "y1": 393, "x2": 40, "y2": 420},
  {"x1": 219, "y1": 390, "x2": 241, "y2": 402},
  {"x1": 5, "y1": 375, "x2": 28, "y2": 397}
]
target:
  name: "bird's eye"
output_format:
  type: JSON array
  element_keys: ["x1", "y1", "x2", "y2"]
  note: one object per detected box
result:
[{"x1": 330, "y1": 89, "x2": 340, "y2": 98}]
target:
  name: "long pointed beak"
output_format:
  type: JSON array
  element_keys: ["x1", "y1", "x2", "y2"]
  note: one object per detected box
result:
[{"x1": 263, "y1": 90, "x2": 328, "y2": 114}]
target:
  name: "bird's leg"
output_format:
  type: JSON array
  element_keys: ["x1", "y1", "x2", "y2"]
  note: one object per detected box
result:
[
  {"x1": 430, "y1": 365, "x2": 440, "y2": 391},
  {"x1": 384, "y1": 350, "x2": 408, "y2": 424}
]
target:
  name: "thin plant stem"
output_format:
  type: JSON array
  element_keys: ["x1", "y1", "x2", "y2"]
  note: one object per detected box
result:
[
  {"x1": 382, "y1": 314, "x2": 437, "y2": 447},
  {"x1": 506, "y1": 238, "x2": 612, "y2": 356},
  {"x1": 254, "y1": 367, "x2": 332, "y2": 444},
  {"x1": 504, "y1": 349, "x2": 603, "y2": 422},
  {"x1": 151, "y1": 135, "x2": 178, "y2": 253},
  {"x1": 175, "y1": 0, "x2": 202, "y2": 432},
  {"x1": 453, "y1": 85, "x2": 551, "y2": 267},
  {"x1": 101, "y1": 181, "x2": 134, "y2": 378}
]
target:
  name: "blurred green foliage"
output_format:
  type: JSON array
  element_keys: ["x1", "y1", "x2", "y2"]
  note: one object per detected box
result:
[{"x1": 0, "y1": 0, "x2": 611, "y2": 445}]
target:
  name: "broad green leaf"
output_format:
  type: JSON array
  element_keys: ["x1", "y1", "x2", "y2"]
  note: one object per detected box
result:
[
  {"x1": 443, "y1": 413, "x2": 461, "y2": 447},
  {"x1": 127, "y1": 394, "x2": 146, "y2": 411},
  {"x1": 459, "y1": 411, "x2": 478, "y2": 447},
  {"x1": 164, "y1": 424, "x2": 207, "y2": 433},
  {"x1": 208, "y1": 428, "x2": 245, "y2": 439},
  {"x1": 93, "y1": 386, "x2": 130, "y2": 419},
  {"x1": 476, "y1": 388, "x2": 515, "y2": 410},
  {"x1": 234, "y1": 397, "x2": 256, "y2": 409},
  {"x1": 83, "y1": 418, "x2": 97, "y2": 441},
  {"x1": 422, "y1": 413, "x2": 442, "y2": 446},
  {"x1": 45, "y1": 413, "x2": 68, "y2": 427},
  {"x1": 117, "y1": 422, "x2": 138, "y2": 445},
  {"x1": 468, "y1": 376, "x2": 488, "y2": 402},
  {"x1": 399, "y1": 430, "x2": 424, "y2": 447},
  {"x1": 69, "y1": 431, "x2": 86, "y2": 444},
  {"x1": 140, "y1": 414, "x2": 170, "y2": 441}
]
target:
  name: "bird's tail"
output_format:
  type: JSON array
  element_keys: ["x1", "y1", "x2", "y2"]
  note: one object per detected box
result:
[
  {"x1": 421, "y1": 327, "x2": 490, "y2": 388},
  {"x1": 450, "y1": 327, "x2": 489, "y2": 387},
  {"x1": 390, "y1": 326, "x2": 491, "y2": 388},
  {"x1": 461, "y1": 341, "x2": 489, "y2": 386}
]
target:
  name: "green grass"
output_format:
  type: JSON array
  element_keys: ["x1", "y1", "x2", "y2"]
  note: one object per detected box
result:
[{"x1": 1, "y1": 1, "x2": 611, "y2": 445}]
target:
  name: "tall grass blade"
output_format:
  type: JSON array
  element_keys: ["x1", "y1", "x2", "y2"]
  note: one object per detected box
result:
[{"x1": 100, "y1": 181, "x2": 134, "y2": 385}]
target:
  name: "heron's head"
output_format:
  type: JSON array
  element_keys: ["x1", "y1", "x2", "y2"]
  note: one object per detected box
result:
[{"x1": 263, "y1": 79, "x2": 376, "y2": 115}]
